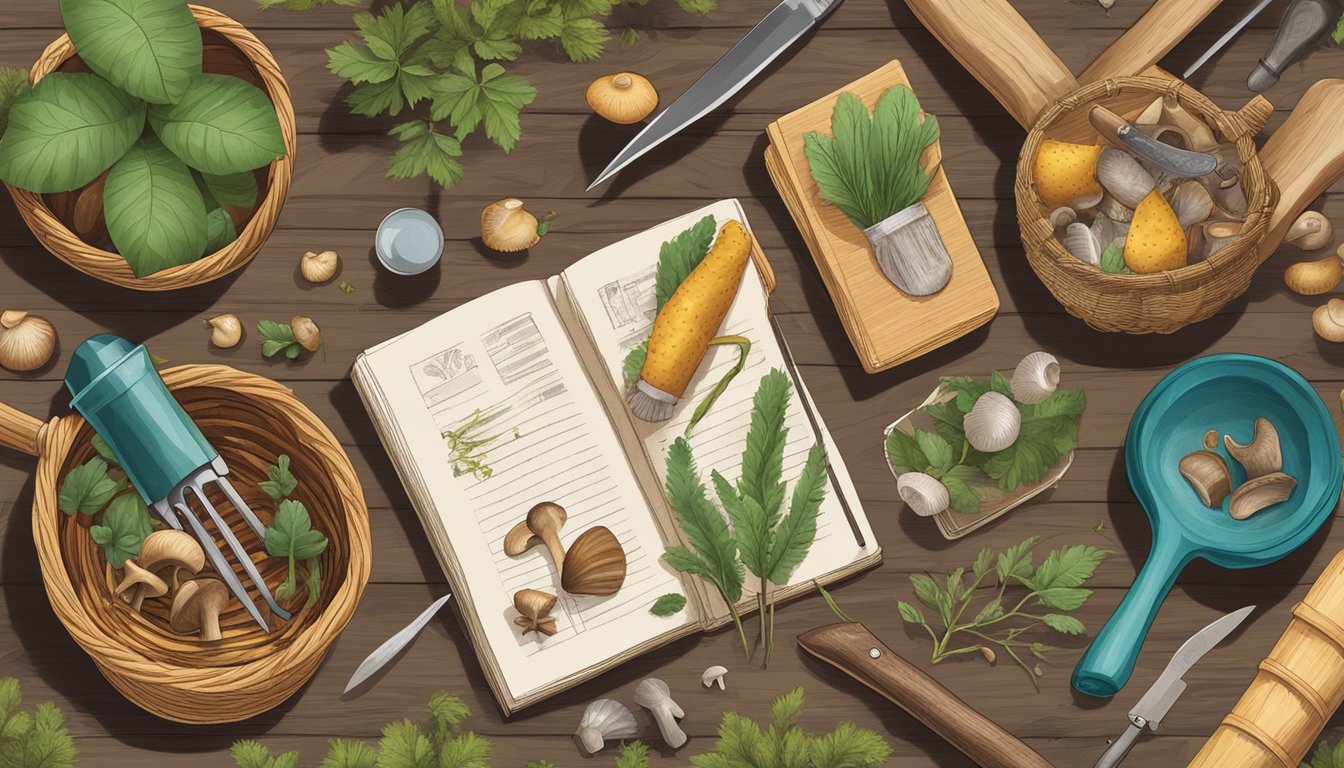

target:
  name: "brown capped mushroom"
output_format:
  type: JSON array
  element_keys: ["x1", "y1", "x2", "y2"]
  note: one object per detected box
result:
[
  {"x1": 114, "y1": 560, "x2": 168, "y2": 612},
  {"x1": 1224, "y1": 418, "x2": 1282, "y2": 480},
  {"x1": 1314, "y1": 298, "x2": 1344, "y2": 342},
  {"x1": 138, "y1": 529, "x2": 205, "y2": 593},
  {"x1": 205, "y1": 314, "x2": 242, "y2": 349},
  {"x1": 503, "y1": 520, "x2": 541, "y2": 556},
  {"x1": 1179, "y1": 450, "x2": 1232, "y2": 509},
  {"x1": 560, "y1": 526, "x2": 626, "y2": 596},
  {"x1": 525, "y1": 501, "x2": 569, "y2": 575},
  {"x1": 170, "y1": 578, "x2": 230, "y2": 641},
  {"x1": 1229, "y1": 472, "x2": 1297, "y2": 520},
  {"x1": 1284, "y1": 249, "x2": 1344, "y2": 296},
  {"x1": 291, "y1": 316, "x2": 321, "y2": 352},
  {"x1": 512, "y1": 588, "x2": 558, "y2": 636},
  {"x1": 586, "y1": 72, "x2": 658, "y2": 124},
  {"x1": 300, "y1": 250, "x2": 340, "y2": 283},
  {"x1": 1285, "y1": 211, "x2": 1333, "y2": 251}
]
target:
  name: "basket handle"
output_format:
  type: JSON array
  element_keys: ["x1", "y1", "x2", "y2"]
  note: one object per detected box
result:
[
  {"x1": 904, "y1": 0, "x2": 1076, "y2": 129},
  {"x1": 1257, "y1": 79, "x2": 1344, "y2": 261},
  {"x1": 0, "y1": 402, "x2": 50, "y2": 458},
  {"x1": 1079, "y1": 0, "x2": 1225, "y2": 84},
  {"x1": 1211, "y1": 94, "x2": 1274, "y2": 142}
]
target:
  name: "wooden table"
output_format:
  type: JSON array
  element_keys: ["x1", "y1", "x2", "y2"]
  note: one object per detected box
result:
[{"x1": 1, "y1": 0, "x2": 1342, "y2": 765}]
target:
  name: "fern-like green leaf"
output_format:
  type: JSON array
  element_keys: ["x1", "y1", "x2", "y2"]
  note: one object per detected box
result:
[
  {"x1": 614, "y1": 741, "x2": 651, "y2": 768},
  {"x1": 764, "y1": 442, "x2": 826, "y2": 585},
  {"x1": 321, "y1": 738, "x2": 377, "y2": 768},
  {"x1": 654, "y1": 214, "x2": 717, "y2": 310},
  {"x1": 662, "y1": 437, "x2": 744, "y2": 603}
]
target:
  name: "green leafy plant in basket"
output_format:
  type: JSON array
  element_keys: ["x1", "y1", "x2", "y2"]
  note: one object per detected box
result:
[
  {"x1": 803, "y1": 85, "x2": 948, "y2": 297},
  {"x1": 0, "y1": 0, "x2": 286, "y2": 278},
  {"x1": 886, "y1": 351, "x2": 1085, "y2": 518}
]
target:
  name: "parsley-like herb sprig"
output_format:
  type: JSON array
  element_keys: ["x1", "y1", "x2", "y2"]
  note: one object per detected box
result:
[
  {"x1": 0, "y1": 677, "x2": 76, "y2": 768},
  {"x1": 899, "y1": 536, "x2": 1109, "y2": 688},
  {"x1": 690, "y1": 688, "x2": 891, "y2": 768},
  {"x1": 259, "y1": 455, "x2": 329, "y2": 607}
]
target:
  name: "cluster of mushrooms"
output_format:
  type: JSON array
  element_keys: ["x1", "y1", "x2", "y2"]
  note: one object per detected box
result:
[
  {"x1": 504, "y1": 501, "x2": 627, "y2": 638},
  {"x1": 1037, "y1": 95, "x2": 1250, "y2": 273},
  {"x1": 575, "y1": 672, "x2": 725, "y2": 756},
  {"x1": 1179, "y1": 417, "x2": 1296, "y2": 520},
  {"x1": 114, "y1": 529, "x2": 233, "y2": 641},
  {"x1": 1274, "y1": 215, "x2": 1344, "y2": 343}
]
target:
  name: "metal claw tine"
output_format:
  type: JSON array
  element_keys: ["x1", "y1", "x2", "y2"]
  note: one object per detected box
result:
[
  {"x1": 173, "y1": 501, "x2": 271, "y2": 633},
  {"x1": 187, "y1": 484, "x2": 293, "y2": 622},
  {"x1": 214, "y1": 474, "x2": 269, "y2": 541},
  {"x1": 151, "y1": 499, "x2": 183, "y2": 531}
]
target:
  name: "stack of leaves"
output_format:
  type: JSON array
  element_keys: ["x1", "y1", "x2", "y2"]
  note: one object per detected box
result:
[
  {"x1": 323, "y1": 0, "x2": 713, "y2": 189},
  {"x1": 689, "y1": 687, "x2": 891, "y2": 768},
  {"x1": 659, "y1": 369, "x2": 827, "y2": 666},
  {"x1": 0, "y1": 678, "x2": 76, "y2": 768},
  {"x1": 259, "y1": 455, "x2": 329, "y2": 607},
  {"x1": 621, "y1": 215, "x2": 752, "y2": 435},
  {"x1": 0, "y1": 0, "x2": 286, "y2": 277},
  {"x1": 898, "y1": 536, "x2": 1109, "y2": 687},
  {"x1": 58, "y1": 445, "x2": 156, "y2": 568},
  {"x1": 803, "y1": 86, "x2": 941, "y2": 230},
  {"x1": 886, "y1": 370, "x2": 1086, "y2": 513}
]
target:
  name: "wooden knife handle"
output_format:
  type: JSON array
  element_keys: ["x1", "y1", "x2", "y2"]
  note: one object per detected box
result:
[
  {"x1": 1079, "y1": 0, "x2": 1225, "y2": 83},
  {"x1": 904, "y1": 0, "x2": 1077, "y2": 129},
  {"x1": 1257, "y1": 79, "x2": 1344, "y2": 261},
  {"x1": 798, "y1": 623, "x2": 1054, "y2": 768},
  {"x1": 1088, "y1": 106, "x2": 1127, "y2": 143}
]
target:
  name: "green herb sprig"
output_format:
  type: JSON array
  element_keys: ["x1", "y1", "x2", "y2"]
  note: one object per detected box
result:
[
  {"x1": 258, "y1": 320, "x2": 303, "y2": 359},
  {"x1": 443, "y1": 404, "x2": 513, "y2": 479},
  {"x1": 649, "y1": 592, "x2": 687, "y2": 616},
  {"x1": 803, "y1": 86, "x2": 940, "y2": 230},
  {"x1": 0, "y1": 678, "x2": 76, "y2": 768},
  {"x1": 322, "y1": 0, "x2": 713, "y2": 189},
  {"x1": 1099, "y1": 241, "x2": 1132, "y2": 274},
  {"x1": 690, "y1": 688, "x2": 891, "y2": 768},
  {"x1": 1306, "y1": 735, "x2": 1344, "y2": 768},
  {"x1": 57, "y1": 454, "x2": 155, "y2": 567},
  {"x1": 899, "y1": 536, "x2": 1109, "y2": 688},
  {"x1": 259, "y1": 455, "x2": 329, "y2": 606},
  {"x1": 887, "y1": 369, "x2": 1086, "y2": 513},
  {"x1": 660, "y1": 369, "x2": 826, "y2": 666},
  {"x1": 89, "y1": 493, "x2": 155, "y2": 568}
]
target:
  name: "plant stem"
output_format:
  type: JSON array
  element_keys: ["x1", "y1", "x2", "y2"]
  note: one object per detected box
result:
[
  {"x1": 765, "y1": 598, "x2": 776, "y2": 667},
  {"x1": 727, "y1": 603, "x2": 749, "y2": 657},
  {"x1": 757, "y1": 579, "x2": 769, "y2": 668}
]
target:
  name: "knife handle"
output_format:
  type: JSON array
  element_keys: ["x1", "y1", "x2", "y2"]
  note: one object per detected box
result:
[
  {"x1": 798, "y1": 623, "x2": 1054, "y2": 768},
  {"x1": 1092, "y1": 724, "x2": 1143, "y2": 768},
  {"x1": 1079, "y1": 0, "x2": 1224, "y2": 84},
  {"x1": 1088, "y1": 106, "x2": 1128, "y2": 143}
]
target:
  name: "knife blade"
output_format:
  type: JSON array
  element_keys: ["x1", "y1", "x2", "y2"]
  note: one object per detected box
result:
[
  {"x1": 344, "y1": 594, "x2": 453, "y2": 694},
  {"x1": 1088, "y1": 105, "x2": 1219, "y2": 178},
  {"x1": 587, "y1": 0, "x2": 841, "y2": 190},
  {"x1": 1182, "y1": 0, "x2": 1276, "y2": 80},
  {"x1": 1092, "y1": 605, "x2": 1254, "y2": 768}
]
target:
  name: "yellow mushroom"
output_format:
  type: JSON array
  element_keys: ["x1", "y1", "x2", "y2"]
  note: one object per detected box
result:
[
  {"x1": 586, "y1": 73, "x2": 658, "y2": 124},
  {"x1": 1124, "y1": 189, "x2": 1187, "y2": 274},
  {"x1": 1033, "y1": 139, "x2": 1103, "y2": 209}
]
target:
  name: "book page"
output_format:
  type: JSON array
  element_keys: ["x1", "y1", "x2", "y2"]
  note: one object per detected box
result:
[
  {"x1": 557, "y1": 200, "x2": 880, "y2": 613},
  {"x1": 355, "y1": 281, "x2": 691, "y2": 703}
]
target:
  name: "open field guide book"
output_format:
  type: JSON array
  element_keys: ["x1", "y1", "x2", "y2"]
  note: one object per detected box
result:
[{"x1": 352, "y1": 199, "x2": 881, "y2": 714}]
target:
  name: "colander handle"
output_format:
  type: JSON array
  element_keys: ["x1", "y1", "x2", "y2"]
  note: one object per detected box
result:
[
  {"x1": 0, "y1": 401, "x2": 48, "y2": 458},
  {"x1": 904, "y1": 0, "x2": 1077, "y2": 129},
  {"x1": 1257, "y1": 79, "x2": 1344, "y2": 262},
  {"x1": 1072, "y1": 533, "x2": 1191, "y2": 698},
  {"x1": 1079, "y1": 0, "x2": 1224, "y2": 84}
]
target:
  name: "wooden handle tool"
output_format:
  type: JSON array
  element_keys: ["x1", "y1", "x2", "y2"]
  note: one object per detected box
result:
[
  {"x1": 798, "y1": 622, "x2": 1054, "y2": 768},
  {"x1": 1080, "y1": 0, "x2": 1225, "y2": 83},
  {"x1": 1257, "y1": 79, "x2": 1344, "y2": 262},
  {"x1": 0, "y1": 401, "x2": 49, "y2": 457},
  {"x1": 1188, "y1": 549, "x2": 1344, "y2": 767},
  {"x1": 903, "y1": 0, "x2": 1076, "y2": 129}
]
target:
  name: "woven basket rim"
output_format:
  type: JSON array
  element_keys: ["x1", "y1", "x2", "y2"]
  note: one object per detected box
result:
[
  {"x1": 2, "y1": 4, "x2": 296, "y2": 292},
  {"x1": 1017, "y1": 75, "x2": 1275, "y2": 289},
  {"x1": 29, "y1": 365, "x2": 370, "y2": 717}
]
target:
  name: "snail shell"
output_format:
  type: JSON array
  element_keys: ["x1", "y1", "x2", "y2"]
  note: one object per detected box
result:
[
  {"x1": 965, "y1": 392, "x2": 1021, "y2": 453},
  {"x1": 481, "y1": 198, "x2": 541, "y2": 253},
  {"x1": 1011, "y1": 351, "x2": 1060, "y2": 405},
  {"x1": 897, "y1": 471, "x2": 949, "y2": 517}
]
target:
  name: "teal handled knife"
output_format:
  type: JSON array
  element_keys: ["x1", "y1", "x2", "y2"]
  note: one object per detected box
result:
[
  {"x1": 587, "y1": 0, "x2": 842, "y2": 190},
  {"x1": 1092, "y1": 605, "x2": 1255, "y2": 768}
]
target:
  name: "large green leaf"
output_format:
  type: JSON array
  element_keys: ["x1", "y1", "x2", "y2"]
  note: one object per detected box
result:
[
  {"x1": 104, "y1": 135, "x2": 207, "y2": 277},
  {"x1": 58, "y1": 0, "x2": 201, "y2": 105},
  {"x1": 148, "y1": 73, "x2": 286, "y2": 175},
  {"x1": 0, "y1": 73, "x2": 144, "y2": 193}
]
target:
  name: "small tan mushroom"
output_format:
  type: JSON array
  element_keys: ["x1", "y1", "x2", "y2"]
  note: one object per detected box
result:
[
  {"x1": 114, "y1": 560, "x2": 169, "y2": 612},
  {"x1": 170, "y1": 578, "x2": 230, "y2": 641},
  {"x1": 0, "y1": 310, "x2": 57, "y2": 372},
  {"x1": 1224, "y1": 418, "x2": 1282, "y2": 479},
  {"x1": 512, "y1": 588, "x2": 558, "y2": 636},
  {"x1": 586, "y1": 72, "x2": 658, "y2": 124},
  {"x1": 1203, "y1": 429, "x2": 1220, "y2": 450},
  {"x1": 300, "y1": 250, "x2": 340, "y2": 283},
  {"x1": 525, "y1": 501, "x2": 569, "y2": 576},
  {"x1": 290, "y1": 316, "x2": 321, "y2": 352},
  {"x1": 1314, "y1": 298, "x2": 1344, "y2": 342},
  {"x1": 205, "y1": 314, "x2": 242, "y2": 349},
  {"x1": 138, "y1": 529, "x2": 205, "y2": 593},
  {"x1": 1179, "y1": 450, "x2": 1232, "y2": 509},
  {"x1": 1229, "y1": 472, "x2": 1297, "y2": 520},
  {"x1": 1284, "y1": 249, "x2": 1343, "y2": 296}
]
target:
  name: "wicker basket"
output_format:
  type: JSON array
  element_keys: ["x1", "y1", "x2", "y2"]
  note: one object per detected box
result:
[
  {"x1": 1016, "y1": 77, "x2": 1277, "y2": 334},
  {"x1": 0, "y1": 366, "x2": 370, "y2": 724},
  {"x1": 2, "y1": 5, "x2": 296, "y2": 292}
]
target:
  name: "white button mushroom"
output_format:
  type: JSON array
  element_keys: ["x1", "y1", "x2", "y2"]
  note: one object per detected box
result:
[
  {"x1": 701, "y1": 665, "x2": 728, "y2": 690},
  {"x1": 634, "y1": 678, "x2": 687, "y2": 748}
]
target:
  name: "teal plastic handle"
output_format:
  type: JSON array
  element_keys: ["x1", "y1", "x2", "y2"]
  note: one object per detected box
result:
[
  {"x1": 65, "y1": 335, "x2": 216, "y2": 504},
  {"x1": 1072, "y1": 532, "x2": 1193, "y2": 697}
]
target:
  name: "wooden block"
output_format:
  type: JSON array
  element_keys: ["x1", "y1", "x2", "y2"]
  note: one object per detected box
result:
[{"x1": 764, "y1": 60, "x2": 1000, "y2": 373}]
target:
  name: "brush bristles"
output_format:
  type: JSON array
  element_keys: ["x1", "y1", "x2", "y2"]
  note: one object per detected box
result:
[
  {"x1": 627, "y1": 379, "x2": 677, "y2": 422},
  {"x1": 864, "y1": 203, "x2": 953, "y2": 296}
]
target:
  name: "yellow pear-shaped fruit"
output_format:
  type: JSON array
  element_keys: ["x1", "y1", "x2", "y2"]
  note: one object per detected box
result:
[
  {"x1": 1124, "y1": 189, "x2": 1188, "y2": 274},
  {"x1": 1033, "y1": 139, "x2": 1103, "y2": 209}
]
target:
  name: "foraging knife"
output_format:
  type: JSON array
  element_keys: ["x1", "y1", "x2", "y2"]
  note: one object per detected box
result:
[
  {"x1": 1092, "y1": 605, "x2": 1254, "y2": 768},
  {"x1": 587, "y1": 0, "x2": 842, "y2": 190},
  {"x1": 345, "y1": 593, "x2": 453, "y2": 693},
  {"x1": 1088, "y1": 105, "x2": 1219, "y2": 178}
]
